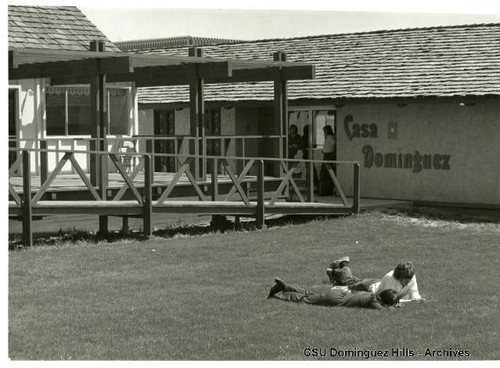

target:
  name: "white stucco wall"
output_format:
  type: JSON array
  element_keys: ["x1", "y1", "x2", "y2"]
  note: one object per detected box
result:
[
  {"x1": 336, "y1": 100, "x2": 500, "y2": 206},
  {"x1": 9, "y1": 79, "x2": 43, "y2": 174}
]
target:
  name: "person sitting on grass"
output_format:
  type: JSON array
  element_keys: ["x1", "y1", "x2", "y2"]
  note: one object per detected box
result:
[
  {"x1": 267, "y1": 278, "x2": 399, "y2": 310},
  {"x1": 349, "y1": 261, "x2": 425, "y2": 302},
  {"x1": 326, "y1": 256, "x2": 360, "y2": 286}
]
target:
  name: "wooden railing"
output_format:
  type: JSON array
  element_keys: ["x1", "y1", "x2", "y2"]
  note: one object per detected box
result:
[
  {"x1": 11, "y1": 135, "x2": 283, "y2": 182},
  {"x1": 9, "y1": 144, "x2": 360, "y2": 246}
]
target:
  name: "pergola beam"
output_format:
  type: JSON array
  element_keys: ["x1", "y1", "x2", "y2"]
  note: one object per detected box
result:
[
  {"x1": 50, "y1": 64, "x2": 315, "y2": 86},
  {"x1": 10, "y1": 48, "x2": 315, "y2": 85}
]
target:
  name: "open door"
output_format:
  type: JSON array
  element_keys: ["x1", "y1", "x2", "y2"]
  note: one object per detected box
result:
[
  {"x1": 9, "y1": 89, "x2": 18, "y2": 170},
  {"x1": 153, "y1": 109, "x2": 176, "y2": 172}
]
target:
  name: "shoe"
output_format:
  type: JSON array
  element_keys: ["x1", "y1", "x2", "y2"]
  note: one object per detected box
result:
[
  {"x1": 267, "y1": 278, "x2": 286, "y2": 299},
  {"x1": 335, "y1": 256, "x2": 350, "y2": 264},
  {"x1": 274, "y1": 278, "x2": 285, "y2": 288}
]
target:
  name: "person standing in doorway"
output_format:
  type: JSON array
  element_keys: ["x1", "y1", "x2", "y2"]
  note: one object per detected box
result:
[
  {"x1": 288, "y1": 124, "x2": 302, "y2": 160},
  {"x1": 318, "y1": 125, "x2": 336, "y2": 195}
]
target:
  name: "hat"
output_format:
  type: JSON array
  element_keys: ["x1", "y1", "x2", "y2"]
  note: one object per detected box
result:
[{"x1": 336, "y1": 256, "x2": 350, "y2": 263}]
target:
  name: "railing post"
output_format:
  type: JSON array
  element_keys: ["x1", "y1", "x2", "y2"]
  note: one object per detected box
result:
[
  {"x1": 202, "y1": 135, "x2": 207, "y2": 181},
  {"x1": 143, "y1": 154, "x2": 153, "y2": 238},
  {"x1": 210, "y1": 157, "x2": 227, "y2": 227},
  {"x1": 352, "y1": 163, "x2": 360, "y2": 214},
  {"x1": 90, "y1": 138, "x2": 98, "y2": 186},
  {"x1": 211, "y1": 157, "x2": 218, "y2": 201},
  {"x1": 22, "y1": 150, "x2": 33, "y2": 246},
  {"x1": 306, "y1": 159, "x2": 314, "y2": 202},
  {"x1": 146, "y1": 138, "x2": 155, "y2": 182},
  {"x1": 40, "y1": 139, "x2": 48, "y2": 185},
  {"x1": 256, "y1": 159, "x2": 266, "y2": 228},
  {"x1": 98, "y1": 148, "x2": 108, "y2": 235}
]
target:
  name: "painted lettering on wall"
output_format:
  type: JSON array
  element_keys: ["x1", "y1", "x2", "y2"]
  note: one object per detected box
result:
[
  {"x1": 344, "y1": 115, "x2": 378, "y2": 141},
  {"x1": 362, "y1": 145, "x2": 451, "y2": 173}
]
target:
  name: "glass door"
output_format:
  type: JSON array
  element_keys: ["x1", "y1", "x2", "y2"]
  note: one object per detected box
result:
[
  {"x1": 153, "y1": 109, "x2": 175, "y2": 172},
  {"x1": 9, "y1": 89, "x2": 18, "y2": 169}
]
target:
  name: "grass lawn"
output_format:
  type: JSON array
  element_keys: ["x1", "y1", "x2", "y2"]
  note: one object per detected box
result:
[{"x1": 8, "y1": 209, "x2": 500, "y2": 360}]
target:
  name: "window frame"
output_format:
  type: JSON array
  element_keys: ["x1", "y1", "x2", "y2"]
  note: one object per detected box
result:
[{"x1": 44, "y1": 85, "x2": 131, "y2": 138}]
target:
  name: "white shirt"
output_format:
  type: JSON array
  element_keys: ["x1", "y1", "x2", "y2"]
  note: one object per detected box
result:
[
  {"x1": 322, "y1": 135, "x2": 335, "y2": 154},
  {"x1": 370, "y1": 270, "x2": 422, "y2": 301}
]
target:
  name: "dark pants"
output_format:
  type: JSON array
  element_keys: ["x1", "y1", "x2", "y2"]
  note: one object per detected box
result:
[
  {"x1": 273, "y1": 282, "x2": 348, "y2": 306},
  {"x1": 318, "y1": 152, "x2": 336, "y2": 195}
]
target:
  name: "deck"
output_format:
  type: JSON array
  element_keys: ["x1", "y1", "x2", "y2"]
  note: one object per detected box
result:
[
  {"x1": 8, "y1": 196, "x2": 411, "y2": 237},
  {"x1": 8, "y1": 172, "x2": 282, "y2": 201},
  {"x1": 9, "y1": 149, "x2": 398, "y2": 245}
]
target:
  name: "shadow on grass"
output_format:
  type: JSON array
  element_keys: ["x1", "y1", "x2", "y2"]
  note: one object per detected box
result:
[
  {"x1": 8, "y1": 214, "x2": 343, "y2": 250},
  {"x1": 9, "y1": 205, "x2": 499, "y2": 250},
  {"x1": 377, "y1": 205, "x2": 500, "y2": 224}
]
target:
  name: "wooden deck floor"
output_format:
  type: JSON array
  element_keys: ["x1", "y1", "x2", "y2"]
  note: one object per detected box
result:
[
  {"x1": 9, "y1": 171, "x2": 282, "y2": 202},
  {"x1": 9, "y1": 172, "x2": 267, "y2": 192}
]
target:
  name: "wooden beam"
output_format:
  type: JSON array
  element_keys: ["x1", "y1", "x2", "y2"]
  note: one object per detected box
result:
[
  {"x1": 51, "y1": 61, "x2": 236, "y2": 86},
  {"x1": 9, "y1": 48, "x2": 121, "y2": 68},
  {"x1": 207, "y1": 65, "x2": 315, "y2": 83},
  {"x1": 49, "y1": 62, "x2": 314, "y2": 86},
  {"x1": 10, "y1": 56, "x2": 137, "y2": 80},
  {"x1": 10, "y1": 58, "x2": 99, "y2": 80}
]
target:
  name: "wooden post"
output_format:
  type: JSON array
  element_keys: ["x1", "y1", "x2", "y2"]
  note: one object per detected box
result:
[
  {"x1": 211, "y1": 157, "x2": 218, "y2": 201},
  {"x1": 89, "y1": 40, "x2": 106, "y2": 187},
  {"x1": 256, "y1": 159, "x2": 266, "y2": 228},
  {"x1": 189, "y1": 47, "x2": 204, "y2": 181},
  {"x1": 40, "y1": 139, "x2": 48, "y2": 185},
  {"x1": 122, "y1": 216, "x2": 129, "y2": 235},
  {"x1": 352, "y1": 163, "x2": 360, "y2": 214},
  {"x1": 273, "y1": 52, "x2": 288, "y2": 190},
  {"x1": 97, "y1": 72, "x2": 108, "y2": 235},
  {"x1": 143, "y1": 154, "x2": 153, "y2": 237},
  {"x1": 89, "y1": 41, "x2": 109, "y2": 234},
  {"x1": 210, "y1": 157, "x2": 223, "y2": 226},
  {"x1": 98, "y1": 73, "x2": 108, "y2": 195},
  {"x1": 22, "y1": 150, "x2": 33, "y2": 246},
  {"x1": 146, "y1": 138, "x2": 155, "y2": 182}
]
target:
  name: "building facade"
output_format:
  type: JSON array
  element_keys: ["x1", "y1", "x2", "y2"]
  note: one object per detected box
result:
[{"x1": 119, "y1": 24, "x2": 500, "y2": 208}]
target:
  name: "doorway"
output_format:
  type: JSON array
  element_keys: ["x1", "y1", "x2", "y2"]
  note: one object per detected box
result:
[
  {"x1": 9, "y1": 89, "x2": 18, "y2": 169},
  {"x1": 287, "y1": 108, "x2": 336, "y2": 181},
  {"x1": 204, "y1": 108, "x2": 221, "y2": 174},
  {"x1": 153, "y1": 109, "x2": 175, "y2": 172}
]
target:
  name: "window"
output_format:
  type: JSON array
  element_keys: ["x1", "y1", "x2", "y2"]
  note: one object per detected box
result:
[
  {"x1": 108, "y1": 88, "x2": 128, "y2": 135},
  {"x1": 46, "y1": 87, "x2": 129, "y2": 136}
]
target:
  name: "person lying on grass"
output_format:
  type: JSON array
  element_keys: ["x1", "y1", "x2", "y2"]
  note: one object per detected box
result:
[
  {"x1": 348, "y1": 261, "x2": 425, "y2": 302},
  {"x1": 267, "y1": 278, "x2": 399, "y2": 310}
]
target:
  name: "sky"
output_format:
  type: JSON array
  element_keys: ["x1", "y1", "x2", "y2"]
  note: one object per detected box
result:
[
  {"x1": 7, "y1": 0, "x2": 500, "y2": 42},
  {"x1": 80, "y1": 5, "x2": 500, "y2": 42}
]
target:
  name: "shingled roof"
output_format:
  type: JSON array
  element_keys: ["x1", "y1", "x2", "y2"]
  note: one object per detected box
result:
[
  {"x1": 134, "y1": 23, "x2": 500, "y2": 104},
  {"x1": 8, "y1": 6, "x2": 120, "y2": 52}
]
